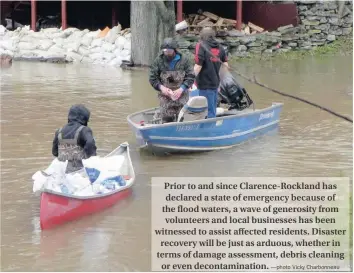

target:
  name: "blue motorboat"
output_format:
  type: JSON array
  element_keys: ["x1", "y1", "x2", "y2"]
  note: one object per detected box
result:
[{"x1": 127, "y1": 99, "x2": 283, "y2": 154}]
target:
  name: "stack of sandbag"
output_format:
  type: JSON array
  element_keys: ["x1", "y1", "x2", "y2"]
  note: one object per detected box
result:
[
  {"x1": 1, "y1": 24, "x2": 132, "y2": 67},
  {"x1": 32, "y1": 155, "x2": 127, "y2": 197},
  {"x1": 0, "y1": 25, "x2": 15, "y2": 58}
]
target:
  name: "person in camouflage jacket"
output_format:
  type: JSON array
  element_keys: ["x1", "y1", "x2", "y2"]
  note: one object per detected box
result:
[{"x1": 149, "y1": 38, "x2": 195, "y2": 123}]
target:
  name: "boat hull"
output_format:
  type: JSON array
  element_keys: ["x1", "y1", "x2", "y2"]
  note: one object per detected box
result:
[
  {"x1": 127, "y1": 103, "x2": 283, "y2": 154},
  {"x1": 38, "y1": 142, "x2": 136, "y2": 230},
  {"x1": 40, "y1": 187, "x2": 132, "y2": 230}
]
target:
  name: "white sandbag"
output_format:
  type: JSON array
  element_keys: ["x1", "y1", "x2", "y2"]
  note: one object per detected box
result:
[
  {"x1": 81, "y1": 36, "x2": 93, "y2": 47},
  {"x1": 64, "y1": 41, "x2": 81, "y2": 52},
  {"x1": 48, "y1": 44, "x2": 65, "y2": 54},
  {"x1": 121, "y1": 54, "x2": 131, "y2": 62},
  {"x1": 14, "y1": 50, "x2": 36, "y2": 58},
  {"x1": 90, "y1": 47, "x2": 103, "y2": 53},
  {"x1": 44, "y1": 158, "x2": 67, "y2": 175},
  {"x1": 81, "y1": 56, "x2": 94, "y2": 64},
  {"x1": 66, "y1": 173, "x2": 91, "y2": 192},
  {"x1": 113, "y1": 48, "x2": 122, "y2": 56},
  {"x1": 34, "y1": 32, "x2": 49, "y2": 39},
  {"x1": 43, "y1": 27, "x2": 61, "y2": 34},
  {"x1": 102, "y1": 42, "x2": 115, "y2": 52},
  {"x1": 32, "y1": 171, "x2": 48, "y2": 193},
  {"x1": 63, "y1": 27, "x2": 80, "y2": 36},
  {"x1": 53, "y1": 37, "x2": 66, "y2": 47},
  {"x1": 83, "y1": 155, "x2": 125, "y2": 184},
  {"x1": 67, "y1": 30, "x2": 85, "y2": 41},
  {"x1": 18, "y1": 42, "x2": 38, "y2": 51},
  {"x1": 91, "y1": 38, "x2": 104, "y2": 48},
  {"x1": 0, "y1": 25, "x2": 7, "y2": 36},
  {"x1": 0, "y1": 39, "x2": 14, "y2": 51},
  {"x1": 120, "y1": 49, "x2": 131, "y2": 58},
  {"x1": 105, "y1": 26, "x2": 121, "y2": 44},
  {"x1": 5, "y1": 31, "x2": 14, "y2": 38},
  {"x1": 20, "y1": 35, "x2": 38, "y2": 43},
  {"x1": 37, "y1": 39, "x2": 54, "y2": 51},
  {"x1": 105, "y1": 32, "x2": 119, "y2": 44},
  {"x1": 20, "y1": 26, "x2": 29, "y2": 32},
  {"x1": 123, "y1": 40, "x2": 131, "y2": 50},
  {"x1": 102, "y1": 52, "x2": 115, "y2": 61},
  {"x1": 50, "y1": 31, "x2": 67, "y2": 39},
  {"x1": 93, "y1": 59, "x2": 106, "y2": 65},
  {"x1": 32, "y1": 50, "x2": 49, "y2": 58},
  {"x1": 84, "y1": 30, "x2": 100, "y2": 39},
  {"x1": 39, "y1": 50, "x2": 66, "y2": 60},
  {"x1": 11, "y1": 36, "x2": 21, "y2": 44},
  {"x1": 66, "y1": 51, "x2": 82, "y2": 62},
  {"x1": 115, "y1": 36, "x2": 126, "y2": 50},
  {"x1": 89, "y1": 52, "x2": 105, "y2": 60},
  {"x1": 0, "y1": 48, "x2": 14, "y2": 57},
  {"x1": 109, "y1": 57, "x2": 122, "y2": 67},
  {"x1": 78, "y1": 46, "x2": 90, "y2": 56},
  {"x1": 17, "y1": 42, "x2": 36, "y2": 51}
]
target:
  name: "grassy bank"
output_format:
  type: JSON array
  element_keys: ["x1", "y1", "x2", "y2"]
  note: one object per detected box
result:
[{"x1": 230, "y1": 35, "x2": 353, "y2": 62}]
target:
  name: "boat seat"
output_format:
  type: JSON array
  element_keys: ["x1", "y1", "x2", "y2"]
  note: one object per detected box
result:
[{"x1": 177, "y1": 96, "x2": 208, "y2": 122}]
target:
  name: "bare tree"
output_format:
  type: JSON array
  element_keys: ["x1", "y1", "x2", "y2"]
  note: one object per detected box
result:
[{"x1": 131, "y1": 0, "x2": 175, "y2": 67}]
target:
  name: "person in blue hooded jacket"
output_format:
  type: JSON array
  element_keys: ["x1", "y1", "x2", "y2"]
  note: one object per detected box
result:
[{"x1": 52, "y1": 104, "x2": 97, "y2": 173}]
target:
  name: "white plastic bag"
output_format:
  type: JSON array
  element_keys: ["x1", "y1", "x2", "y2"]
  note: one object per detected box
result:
[
  {"x1": 82, "y1": 155, "x2": 125, "y2": 184},
  {"x1": 32, "y1": 155, "x2": 126, "y2": 196},
  {"x1": 32, "y1": 171, "x2": 48, "y2": 193},
  {"x1": 32, "y1": 158, "x2": 67, "y2": 193}
]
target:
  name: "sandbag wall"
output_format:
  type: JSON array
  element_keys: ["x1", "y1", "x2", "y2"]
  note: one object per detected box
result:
[{"x1": 0, "y1": 25, "x2": 131, "y2": 66}]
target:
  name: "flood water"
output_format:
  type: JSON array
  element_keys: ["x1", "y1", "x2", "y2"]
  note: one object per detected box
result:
[{"x1": 1, "y1": 55, "x2": 353, "y2": 271}]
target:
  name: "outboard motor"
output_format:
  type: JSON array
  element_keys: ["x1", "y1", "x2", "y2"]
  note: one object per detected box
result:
[{"x1": 218, "y1": 71, "x2": 253, "y2": 111}]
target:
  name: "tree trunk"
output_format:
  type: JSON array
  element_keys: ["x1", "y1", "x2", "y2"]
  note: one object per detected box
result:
[{"x1": 131, "y1": 0, "x2": 175, "y2": 67}]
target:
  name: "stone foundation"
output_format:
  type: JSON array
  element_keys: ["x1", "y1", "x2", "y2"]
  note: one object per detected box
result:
[{"x1": 177, "y1": 1, "x2": 353, "y2": 58}]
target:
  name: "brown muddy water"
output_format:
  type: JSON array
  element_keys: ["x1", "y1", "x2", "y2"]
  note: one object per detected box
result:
[{"x1": 1, "y1": 56, "x2": 353, "y2": 271}]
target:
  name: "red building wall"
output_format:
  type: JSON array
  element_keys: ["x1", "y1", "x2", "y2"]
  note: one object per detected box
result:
[{"x1": 242, "y1": 1, "x2": 299, "y2": 31}]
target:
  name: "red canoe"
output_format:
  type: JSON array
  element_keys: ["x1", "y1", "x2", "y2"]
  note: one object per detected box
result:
[{"x1": 39, "y1": 142, "x2": 136, "y2": 230}]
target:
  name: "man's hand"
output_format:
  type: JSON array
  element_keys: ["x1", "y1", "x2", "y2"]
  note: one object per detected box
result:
[
  {"x1": 171, "y1": 88, "x2": 184, "y2": 101},
  {"x1": 160, "y1": 85, "x2": 173, "y2": 97},
  {"x1": 223, "y1": 62, "x2": 229, "y2": 69}
]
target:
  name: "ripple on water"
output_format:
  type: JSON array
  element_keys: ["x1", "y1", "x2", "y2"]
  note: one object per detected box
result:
[{"x1": 0, "y1": 58, "x2": 352, "y2": 271}]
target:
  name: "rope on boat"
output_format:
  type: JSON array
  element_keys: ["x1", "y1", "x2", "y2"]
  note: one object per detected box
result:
[
  {"x1": 198, "y1": 42, "x2": 353, "y2": 123},
  {"x1": 231, "y1": 69, "x2": 353, "y2": 124}
]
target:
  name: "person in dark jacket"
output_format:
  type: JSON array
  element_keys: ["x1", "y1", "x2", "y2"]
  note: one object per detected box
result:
[
  {"x1": 194, "y1": 27, "x2": 229, "y2": 118},
  {"x1": 52, "y1": 104, "x2": 97, "y2": 173},
  {"x1": 149, "y1": 37, "x2": 195, "y2": 123}
]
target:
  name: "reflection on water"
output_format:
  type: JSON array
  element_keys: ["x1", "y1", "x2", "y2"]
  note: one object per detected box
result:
[{"x1": 0, "y1": 55, "x2": 352, "y2": 271}]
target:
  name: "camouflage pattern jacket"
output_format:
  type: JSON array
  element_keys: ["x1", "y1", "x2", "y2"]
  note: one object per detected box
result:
[{"x1": 149, "y1": 51, "x2": 195, "y2": 92}]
